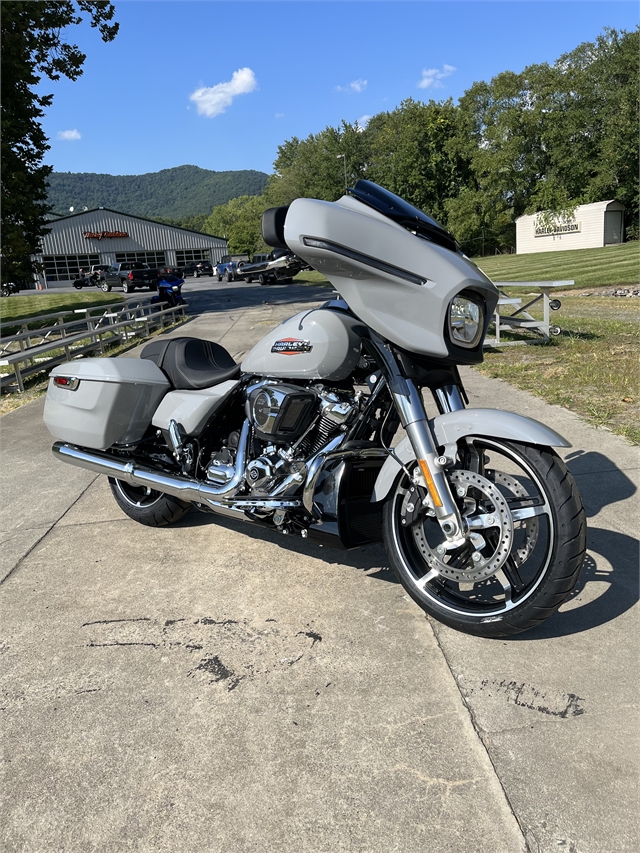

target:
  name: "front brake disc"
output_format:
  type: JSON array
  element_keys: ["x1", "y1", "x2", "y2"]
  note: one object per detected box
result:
[
  {"x1": 485, "y1": 469, "x2": 539, "y2": 564},
  {"x1": 409, "y1": 469, "x2": 514, "y2": 582}
]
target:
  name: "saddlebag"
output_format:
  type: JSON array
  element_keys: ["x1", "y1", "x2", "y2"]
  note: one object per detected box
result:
[{"x1": 44, "y1": 358, "x2": 170, "y2": 450}]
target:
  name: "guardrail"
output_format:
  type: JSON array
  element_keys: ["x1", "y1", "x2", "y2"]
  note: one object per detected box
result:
[{"x1": 0, "y1": 297, "x2": 187, "y2": 392}]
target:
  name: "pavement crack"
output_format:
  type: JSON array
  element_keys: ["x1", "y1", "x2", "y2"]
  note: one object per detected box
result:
[
  {"x1": 0, "y1": 476, "x2": 98, "y2": 585},
  {"x1": 429, "y1": 618, "x2": 532, "y2": 853},
  {"x1": 82, "y1": 617, "x2": 151, "y2": 627}
]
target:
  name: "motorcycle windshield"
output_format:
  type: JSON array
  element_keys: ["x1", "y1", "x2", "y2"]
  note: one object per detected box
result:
[{"x1": 349, "y1": 179, "x2": 457, "y2": 253}]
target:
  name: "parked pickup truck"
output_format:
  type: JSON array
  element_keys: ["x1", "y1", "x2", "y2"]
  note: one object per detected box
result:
[
  {"x1": 214, "y1": 254, "x2": 250, "y2": 282},
  {"x1": 237, "y1": 249, "x2": 309, "y2": 285},
  {"x1": 102, "y1": 262, "x2": 159, "y2": 293}
]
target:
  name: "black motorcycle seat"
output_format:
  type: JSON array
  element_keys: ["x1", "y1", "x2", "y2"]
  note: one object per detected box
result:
[{"x1": 141, "y1": 336, "x2": 240, "y2": 390}]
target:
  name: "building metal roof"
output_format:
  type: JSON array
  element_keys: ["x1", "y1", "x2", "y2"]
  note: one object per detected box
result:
[{"x1": 36, "y1": 208, "x2": 226, "y2": 256}]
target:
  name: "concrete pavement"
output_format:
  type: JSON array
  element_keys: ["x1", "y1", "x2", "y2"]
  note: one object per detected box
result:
[{"x1": 1, "y1": 279, "x2": 638, "y2": 852}]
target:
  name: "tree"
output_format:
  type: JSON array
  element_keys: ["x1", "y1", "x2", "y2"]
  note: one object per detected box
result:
[
  {"x1": 448, "y1": 26, "x2": 639, "y2": 252},
  {"x1": 1, "y1": 2, "x2": 118, "y2": 285},
  {"x1": 265, "y1": 120, "x2": 370, "y2": 206},
  {"x1": 365, "y1": 98, "x2": 472, "y2": 225},
  {"x1": 203, "y1": 195, "x2": 271, "y2": 255}
]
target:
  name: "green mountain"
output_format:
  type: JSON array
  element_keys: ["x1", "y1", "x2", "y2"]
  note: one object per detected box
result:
[{"x1": 46, "y1": 165, "x2": 269, "y2": 220}]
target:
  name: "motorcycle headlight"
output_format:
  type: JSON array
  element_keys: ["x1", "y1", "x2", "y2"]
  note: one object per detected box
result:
[
  {"x1": 172, "y1": 286, "x2": 179, "y2": 292},
  {"x1": 448, "y1": 296, "x2": 483, "y2": 347}
]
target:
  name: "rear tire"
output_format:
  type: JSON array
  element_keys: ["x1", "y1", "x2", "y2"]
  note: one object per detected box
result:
[
  {"x1": 258, "y1": 274, "x2": 268, "y2": 286},
  {"x1": 382, "y1": 439, "x2": 586, "y2": 638},
  {"x1": 122, "y1": 281, "x2": 131, "y2": 294},
  {"x1": 109, "y1": 478, "x2": 191, "y2": 526},
  {"x1": 225, "y1": 270, "x2": 233, "y2": 283}
]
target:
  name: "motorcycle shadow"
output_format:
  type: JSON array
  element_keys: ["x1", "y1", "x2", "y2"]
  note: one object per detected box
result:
[
  {"x1": 514, "y1": 449, "x2": 638, "y2": 639},
  {"x1": 175, "y1": 510, "x2": 398, "y2": 579},
  {"x1": 175, "y1": 447, "x2": 638, "y2": 637}
]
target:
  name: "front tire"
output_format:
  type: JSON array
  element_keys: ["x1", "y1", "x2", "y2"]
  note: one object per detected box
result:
[
  {"x1": 383, "y1": 439, "x2": 586, "y2": 638},
  {"x1": 109, "y1": 478, "x2": 191, "y2": 526}
]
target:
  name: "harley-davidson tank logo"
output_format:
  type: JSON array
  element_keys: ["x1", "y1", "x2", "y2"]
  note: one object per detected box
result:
[{"x1": 271, "y1": 338, "x2": 313, "y2": 355}]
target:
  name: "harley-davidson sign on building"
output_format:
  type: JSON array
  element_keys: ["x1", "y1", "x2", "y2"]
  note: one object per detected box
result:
[
  {"x1": 32, "y1": 208, "x2": 227, "y2": 287},
  {"x1": 516, "y1": 200, "x2": 625, "y2": 254}
]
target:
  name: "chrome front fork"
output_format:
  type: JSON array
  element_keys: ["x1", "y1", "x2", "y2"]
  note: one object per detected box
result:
[{"x1": 371, "y1": 338, "x2": 467, "y2": 546}]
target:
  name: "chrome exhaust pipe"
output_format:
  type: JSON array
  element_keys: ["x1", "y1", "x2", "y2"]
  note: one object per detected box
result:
[{"x1": 52, "y1": 420, "x2": 252, "y2": 508}]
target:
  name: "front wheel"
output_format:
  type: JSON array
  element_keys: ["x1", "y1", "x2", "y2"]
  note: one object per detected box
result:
[
  {"x1": 101, "y1": 282, "x2": 111, "y2": 292},
  {"x1": 382, "y1": 438, "x2": 586, "y2": 638},
  {"x1": 109, "y1": 478, "x2": 191, "y2": 526}
]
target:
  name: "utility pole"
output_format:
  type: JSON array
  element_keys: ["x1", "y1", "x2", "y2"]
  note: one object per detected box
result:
[{"x1": 336, "y1": 154, "x2": 347, "y2": 194}]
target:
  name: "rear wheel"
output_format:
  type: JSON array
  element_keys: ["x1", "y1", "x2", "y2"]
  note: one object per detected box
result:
[
  {"x1": 258, "y1": 274, "x2": 268, "y2": 286},
  {"x1": 122, "y1": 281, "x2": 131, "y2": 293},
  {"x1": 383, "y1": 438, "x2": 586, "y2": 637},
  {"x1": 109, "y1": 478, "x2": 191, "y2": 526},
  {"x1": 225, "y1": 270, "x2": 233, "y2": 283}
]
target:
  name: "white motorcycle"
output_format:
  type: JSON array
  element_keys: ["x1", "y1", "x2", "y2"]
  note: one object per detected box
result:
[{"x1": 44, "y1": 181, "x2": 586, "y2": 637}]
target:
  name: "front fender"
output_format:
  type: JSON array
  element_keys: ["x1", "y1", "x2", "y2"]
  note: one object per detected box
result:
[{"x1": 372, "y1": 408, "x2": 570, "y2": 503}]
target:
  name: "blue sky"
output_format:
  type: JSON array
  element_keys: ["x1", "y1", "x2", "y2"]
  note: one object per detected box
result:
[{"x1": 41, "y1": 1, "x2": 638, "y2": 177}]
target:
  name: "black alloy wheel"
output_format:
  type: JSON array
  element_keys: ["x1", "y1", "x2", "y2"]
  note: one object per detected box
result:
[
  {"x1": 383, "y1": 438, "x2": 586, "y2": 638},
  {"x1": 109, "y1": 478, "x2": 191, "y2": 526}
]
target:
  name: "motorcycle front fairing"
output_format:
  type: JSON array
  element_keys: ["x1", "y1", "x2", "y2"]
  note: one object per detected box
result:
[{"x1": 284, "y1": 193, "x2": 498, "y2": 365}]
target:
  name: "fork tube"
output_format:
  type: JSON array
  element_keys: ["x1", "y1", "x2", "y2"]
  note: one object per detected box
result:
[{"x1": 369, "y1": 337, "x2": 466, "y2": 544}]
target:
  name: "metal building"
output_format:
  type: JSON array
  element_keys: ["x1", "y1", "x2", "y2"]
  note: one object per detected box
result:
[
  {"x1": 32, "y1": 208, "x2": 228, "y2": 287},
  {"x1": 516, "y1": 200, "x2": 625, "y2": 255}
]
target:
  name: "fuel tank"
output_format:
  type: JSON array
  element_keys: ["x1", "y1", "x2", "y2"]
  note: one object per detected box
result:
[{"x1": 241, "y1": 308, "x2": 363, "y2": 381}]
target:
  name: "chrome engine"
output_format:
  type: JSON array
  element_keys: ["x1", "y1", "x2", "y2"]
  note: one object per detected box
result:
[{"x1": 206, "y1": 382, "x2": 360, "y2": 501}]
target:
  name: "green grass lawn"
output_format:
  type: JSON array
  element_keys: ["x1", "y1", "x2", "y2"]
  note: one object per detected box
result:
[
  {"x1": 0, "y1": 292, "x2": 124, "y2": 326},
  {"x1": 477, "y1": 295, "x2": 640, "y2": 444},
  {"x1": 293, "y1": 269, "x2": 331, "y2": 286},
  {"x1": 472, "y1": 241, "x2": 639, "y2": 288}
]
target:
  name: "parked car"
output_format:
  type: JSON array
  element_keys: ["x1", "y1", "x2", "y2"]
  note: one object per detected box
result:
[
  {"x1": 1, "y1": 281, "x2": 21, "y2": 297},
  {"x1": 214, "y1": 254, "x2": 250, "y2": 282},
  {"x1": 183, "y1": 260, "x2": 214, "y2": 278},
  {"x1": 102, "y1": 262, "x2": 159, "y2": 293}
]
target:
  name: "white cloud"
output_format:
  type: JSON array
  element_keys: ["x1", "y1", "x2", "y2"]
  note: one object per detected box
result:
[
  {"x1": 275, "y1": 112, "x2": 285, "y2": 118},
  {"x1": 356, "y1": 115, "x2": 372, "y2": 131},
  {"x1": 335, "y1": 78, "x2": 367, "y2": 94},
  {"x1": 417, "y1": 64, "x2": 456, "y2": 89},
  {"x1": 189, "y1": 68, "x2": 258, "y2": 118},
  {"x1": 57, "y1": 129, "x2": 81, "y2": 141}
]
